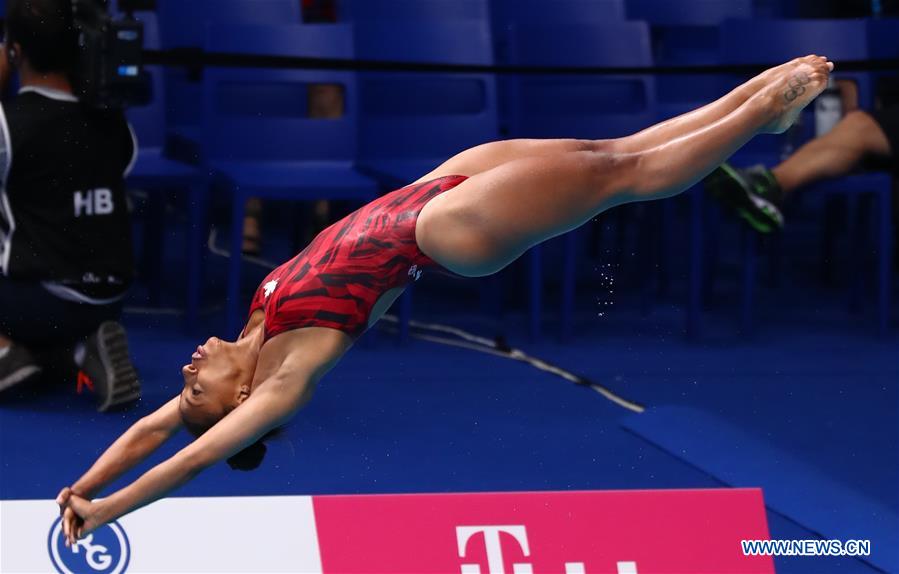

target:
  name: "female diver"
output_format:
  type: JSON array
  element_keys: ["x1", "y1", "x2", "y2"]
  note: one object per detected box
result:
[{"x1": 57, "y1": 56, "x2": 833, "y2": 544}]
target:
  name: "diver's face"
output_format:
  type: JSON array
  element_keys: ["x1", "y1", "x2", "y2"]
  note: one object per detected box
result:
[{"x1": 179, "y1": 337, "x2": 247, "y2": 431}]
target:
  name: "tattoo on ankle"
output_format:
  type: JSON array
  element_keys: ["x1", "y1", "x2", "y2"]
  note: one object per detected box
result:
[{"x1": 784, "y1": 72, "x2": 810, "y2": 103}]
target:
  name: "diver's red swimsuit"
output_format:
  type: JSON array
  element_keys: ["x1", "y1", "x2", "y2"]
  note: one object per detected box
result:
[{"x1": 248, "y1": 175, "x2": 467, "y2": 340}]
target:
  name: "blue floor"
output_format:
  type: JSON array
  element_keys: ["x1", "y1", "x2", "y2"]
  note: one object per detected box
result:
[{"x1": 1, "y1": 214, "x2": 897, "y2": 573}]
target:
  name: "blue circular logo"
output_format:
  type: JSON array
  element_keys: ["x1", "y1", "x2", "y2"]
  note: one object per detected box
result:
[{"x1": 47, "y1": 517, "x2": 131, "y2": 574}]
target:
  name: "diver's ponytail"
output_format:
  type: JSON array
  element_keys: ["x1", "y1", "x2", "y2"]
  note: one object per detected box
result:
[
  {"x1": 226, "y1": 441, "x2": 267, "y2": 471},
  {"x1": 225, "y1": 426, "x2": 283, "y2": 471}
]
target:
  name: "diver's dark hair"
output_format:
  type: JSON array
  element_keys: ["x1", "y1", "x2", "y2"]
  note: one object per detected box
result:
[
  {"x1": 227, "y1": 427, "x2": 283, "y2": 472},
  {"x1": 5, "y1": 0, "x2": 78, "y2": 73},
  {"x1": 226, "y1": 441, "x2": 267, "y2": 471},
  {"x1": 183, "y1": 408, "x2": 284, "y2": 472}
]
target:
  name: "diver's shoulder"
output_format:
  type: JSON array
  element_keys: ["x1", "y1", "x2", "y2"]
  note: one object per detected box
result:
[{"x1": 258, "y1": 327, "x2": 352, "y2": 381}]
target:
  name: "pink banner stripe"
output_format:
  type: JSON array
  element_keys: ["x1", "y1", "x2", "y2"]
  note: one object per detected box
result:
[{"x1": 313, "y1": 488, "x2": 774, "y2": 574}]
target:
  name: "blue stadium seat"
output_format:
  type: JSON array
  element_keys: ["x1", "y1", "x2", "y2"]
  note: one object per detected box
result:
[
  {"x1": 491, "y1": 0, "x2": 625, "y2": 28},
  {"x1": 488, "y1": 1, "x2": 627, "y2": 188},
  {"x1": 340, "y1": 0, "x2": 488, "y2": 22},
  {"x1": 637, "y1": 0, "x2": 748, "y2": 134},
  {"x1": 157, "y1": 0, "x2": 302, "y2": 47},
  {"x1": 504, "y1": 22, "x2": 655, "y2": 139},
  {"x1": 155, "y1": 0, "x2": 303, "y2": 165},
  {"x1": 491, "y1": 1, "x2": 625, "y2": 68},
  {"x1": 624, "y1": 0, "x2": 751, "y2": 25},
  {"x1": 650, "y1": 26, "x2": 730, "y2": 121},
  {"x1": 504, "y1": 21, "x2": 657, "y2": 339},
  {"x1": 688, "y1": 19, "x2": 893, "y2": 337},
  {"x1": 647, "y1": 20, "x2": 733, "y2": 339},
  {"x1": 867, "y1": 18, "x2": 899, "y2": 59},
  {"x1": 203, "y1": 24, "x2": 379, "y2": 335},
  {"x1": 355, "y1": 20, "x2": 498, "y2": 186},
  {"x1": 354, "y1": 19, "x2": 500, "y2": 340},
  {"x1": 123, "y1": 10, "x2": 206, "y2": 331},
  {"x1": 721, "y1": 19, "x2": 874, "y2": 108}
]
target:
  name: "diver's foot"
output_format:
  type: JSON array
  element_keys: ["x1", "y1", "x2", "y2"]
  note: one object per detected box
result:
[
  {"x1": 759, "y1": 56, "x2": 832, "y2": 134},
  {"x1": 747, "y1": 55, "x2": 824, "y2": 95}
]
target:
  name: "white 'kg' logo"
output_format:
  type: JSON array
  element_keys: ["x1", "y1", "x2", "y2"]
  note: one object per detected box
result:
[
  {"x1": 263, "y1": 279, "x2": 279, "y2": 298},
  {"x1": 48, "y1": 516, "x2": 131, "y2": 574},
  {"x1": 408, "y1": 265, "x2": 422, "y2": 282}
]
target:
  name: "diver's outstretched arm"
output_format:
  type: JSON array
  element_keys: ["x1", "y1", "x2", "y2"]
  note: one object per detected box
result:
[
  {"x1": 59, "y1": 396, "x2": 183, "y2": 504},
  {"x1": 57, "y1": 396, "x2": 185, "y2": 543},
  {"x1": 60, "y1": 376, "x2": 310, "y2": 546}
]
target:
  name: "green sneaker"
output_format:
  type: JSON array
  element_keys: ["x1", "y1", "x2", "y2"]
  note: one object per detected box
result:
[{"x1": 706, "y1": 163, "x2": 785, "y2": 233}]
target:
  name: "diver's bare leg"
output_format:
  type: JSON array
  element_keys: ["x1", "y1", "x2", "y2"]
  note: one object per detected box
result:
[
  {"x1": 417, "y1": 59, "x2": 832, "y2": 276},
  {"x1": 414, "y1": 57, "x2": 823, "y2": 183}
]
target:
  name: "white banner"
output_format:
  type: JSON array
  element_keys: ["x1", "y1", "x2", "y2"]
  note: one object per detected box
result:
[
  {"x1": 0, "y1": 496, "x2": 323, "y2": 574},
  {"x1": 2, "y1": 489, "x2": 775, "y2": 574}
]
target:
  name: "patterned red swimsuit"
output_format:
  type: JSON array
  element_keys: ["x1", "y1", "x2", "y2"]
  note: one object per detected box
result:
[{"x1": 248, "y1": 175, "x2": 467, "y2": 340}]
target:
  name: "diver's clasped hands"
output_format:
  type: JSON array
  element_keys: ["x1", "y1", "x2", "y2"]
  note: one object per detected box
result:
[{"x1": 56, "y1": 486, "x2": 107, "y2": 547}]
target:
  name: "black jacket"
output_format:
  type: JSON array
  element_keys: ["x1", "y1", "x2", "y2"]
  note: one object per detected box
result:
[{"x1": 0, "y1": 87, "x2": 136, "y2": 300}]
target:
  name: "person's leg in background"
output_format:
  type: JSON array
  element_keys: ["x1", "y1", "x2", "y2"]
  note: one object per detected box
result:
[
  {"x1": 0, "y1": 328, "x2": 42, "y2": 393},
  {"x1": 0, "y1": 279, "x2": 140, "y2": 411},
  {"x1": 0, "y1": 279, "x2": 61, "y2": 394},
  {"x1": 707, "y1": 105, "x2": 896, "y2": 232},
  {"x1": 771, "y1": 110, "x2": 891, "y2": 191},
  {"x1": 242, "y1": 198, "x2": 263, "y2": 255}
]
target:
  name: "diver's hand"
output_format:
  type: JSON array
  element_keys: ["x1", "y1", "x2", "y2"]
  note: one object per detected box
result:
[
  {"x1": 57, "y1": 486, "x2": 82, "y2": 546},
  {"x1": 61, "y1": 506, "x2": 82, "y2": 548},
  {"x1": 63, "y1": 495, "x2": 107, "y2": 547},
  {"x1": 56, "y1": 486, "x2": 75, "y2": 513}
]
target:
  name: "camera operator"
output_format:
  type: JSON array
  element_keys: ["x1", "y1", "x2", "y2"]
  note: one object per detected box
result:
[{"x1": 0, "y1": 0, "x2": 140, "y2": 411}]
